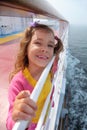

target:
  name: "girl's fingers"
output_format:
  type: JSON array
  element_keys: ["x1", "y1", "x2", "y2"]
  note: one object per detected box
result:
[
  {"x1": 15, "y1": 91, "x2": 37, "y2": 110},
  {"x1": 14, "y1": 102, "x2": 36, "y2": 117},
  {"x1": 12, "y1": 109, "x2": 32, "y2": 122},
  {"x1": 16, "y1": 90, "x2": 30, "y2": 99},
  {"x1": 20, "y1": 97, "x2": 37, "y2": 110},
  {"x1": 12, "y1": 90, "x2": 37, "y2": 122}
]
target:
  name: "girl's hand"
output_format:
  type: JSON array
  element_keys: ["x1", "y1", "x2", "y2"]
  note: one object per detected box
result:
[{"x1": 12, "y1": 90, "x2": 37, "y2": 122}]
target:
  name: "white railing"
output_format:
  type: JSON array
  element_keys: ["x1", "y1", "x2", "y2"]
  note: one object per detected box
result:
[{"x1": 43, "y1": 28, "x2": 68, "y2": 130}]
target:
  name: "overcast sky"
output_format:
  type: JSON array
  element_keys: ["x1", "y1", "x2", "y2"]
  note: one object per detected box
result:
[{"x1": 47, "y1": 0, "x2": 87, "y2": 25}]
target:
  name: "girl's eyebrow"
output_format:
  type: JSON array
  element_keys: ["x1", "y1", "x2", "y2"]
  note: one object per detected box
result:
[
  {"x1": 36, "y1": 38, "x2": 42, "y2": 41},
  {"x1": 36, "y1": 38, "x2": 54, "y2": 44}
]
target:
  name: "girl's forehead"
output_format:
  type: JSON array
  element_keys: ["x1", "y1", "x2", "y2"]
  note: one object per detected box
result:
[
  {"x1": 31, "y1": 30, "x2": 55, "y2": 43},
  {"x1": 33, "y1": 29, "x2": 54, "y2": 37}
]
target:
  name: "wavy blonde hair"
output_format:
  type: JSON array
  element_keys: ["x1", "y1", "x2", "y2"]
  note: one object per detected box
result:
[{"x1": 9, "y1": 23, "x2": 63, "y2": 81}]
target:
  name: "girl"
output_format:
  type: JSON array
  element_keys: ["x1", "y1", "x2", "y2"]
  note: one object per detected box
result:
[{"x1": 6, "y1": 22, "x2": 63, "y2": 130}]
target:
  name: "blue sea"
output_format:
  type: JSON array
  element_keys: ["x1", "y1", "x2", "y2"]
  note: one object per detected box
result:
[{"x1": 66, "y1": 25, "x2": 87, "y2": 130}]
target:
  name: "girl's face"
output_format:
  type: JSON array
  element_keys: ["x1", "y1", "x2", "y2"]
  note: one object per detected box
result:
[{"x1": 27, "y1": 29, "x2": 55, "y2": 70}]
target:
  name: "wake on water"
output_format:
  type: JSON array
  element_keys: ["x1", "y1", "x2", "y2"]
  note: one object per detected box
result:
[{"x1": 66, "y1": 50, "x2": 87, "y2": 130}]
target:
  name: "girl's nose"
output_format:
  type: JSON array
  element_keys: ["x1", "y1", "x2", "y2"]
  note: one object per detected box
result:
[{"x1": 41, "y1": 46, "x2": 47, "y2": 52}]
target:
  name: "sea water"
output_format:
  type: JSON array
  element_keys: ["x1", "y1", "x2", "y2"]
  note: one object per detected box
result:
[{"x1": 66, "y1": 25, "x2": 87, "y2": 130}]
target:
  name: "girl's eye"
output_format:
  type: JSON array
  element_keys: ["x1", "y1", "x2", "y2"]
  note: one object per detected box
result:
[
  {"x1": 35, "y1": 42, "x2": 41, "y2": 45},
  {"x1": 48, "y1": 44, "x2": 54, "y2": 48}
]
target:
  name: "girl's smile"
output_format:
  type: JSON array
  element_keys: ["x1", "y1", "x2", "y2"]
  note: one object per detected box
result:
[{"x1": 36, "y1": 55, "x2": 49, "y2": 60}]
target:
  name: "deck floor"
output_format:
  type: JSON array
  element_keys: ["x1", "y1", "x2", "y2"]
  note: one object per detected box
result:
[{"x1": 0, "y1": 34, "x2": 22, "y2": 130}]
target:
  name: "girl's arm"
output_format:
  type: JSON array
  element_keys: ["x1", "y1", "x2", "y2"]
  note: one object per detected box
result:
[{"x1": 6, "y1": 78, "x2": 37, "y2": 130}]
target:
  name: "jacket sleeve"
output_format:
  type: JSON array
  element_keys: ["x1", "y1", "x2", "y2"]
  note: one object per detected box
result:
[{"x1": 6, "y1": 73, "x2": 24, "y2": 130}]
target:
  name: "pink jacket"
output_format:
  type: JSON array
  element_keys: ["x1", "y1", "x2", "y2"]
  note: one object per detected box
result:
[{"x1": 6, "y1": 71, "x2": 36, "y2": 130}]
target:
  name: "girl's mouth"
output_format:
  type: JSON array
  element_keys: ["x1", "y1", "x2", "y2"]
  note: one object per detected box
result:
[{"x1": 37, "y1": 55, "x2": 49, "y2": 60}]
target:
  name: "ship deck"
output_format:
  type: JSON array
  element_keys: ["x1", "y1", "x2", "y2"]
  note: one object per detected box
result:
[{"x1": 0, "y1": 33, "x2": 22, "y2": 130}]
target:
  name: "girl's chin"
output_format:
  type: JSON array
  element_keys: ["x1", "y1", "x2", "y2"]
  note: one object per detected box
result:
[
  {"x1": 34, "y1": 59, "x2": 50, "y2": 68},
  {"x1": 36, "y1": 63, "x2": 48, "y2": 68}
]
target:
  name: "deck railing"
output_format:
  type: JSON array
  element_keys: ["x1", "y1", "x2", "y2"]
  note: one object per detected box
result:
[{"x1": 0, "y1": 1, "x2": 69, "y2": 130}]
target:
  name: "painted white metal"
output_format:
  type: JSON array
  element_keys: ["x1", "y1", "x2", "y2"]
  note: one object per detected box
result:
[
  {"x1": 44, "y1": 53, "x2": 65, "y2": 130},
  {"x1": 44, "y1": 29, "x2": 68, "y2": 130}
]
